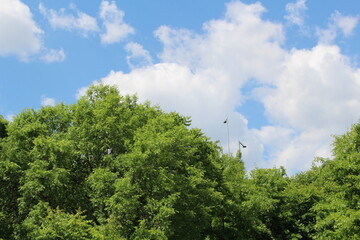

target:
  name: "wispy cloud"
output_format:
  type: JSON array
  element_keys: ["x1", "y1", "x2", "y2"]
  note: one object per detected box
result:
[
  {"x1": 331, "y1": 11, "x2": 359, "y2": 37},
  {"x1": 285, "y1": 0, "x2": 307, "y2": 27},
  {"x1": 317, "y1": 11, "x2": 359, "y2": 44},
  {"x1": 40, "y1": 48, "x2": 66, "y2": 63},
  {"x1": 39, "y1": 3, "x2": 99, "y2": 36},
  {"x1": 125, "y1": 42, "x2": 152, "y2": 69}
]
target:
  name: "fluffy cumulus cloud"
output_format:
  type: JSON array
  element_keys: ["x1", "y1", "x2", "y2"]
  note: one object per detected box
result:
[
  {"x1": 0, "y1": 0, "x2": 43, "y2": 60},
  {"x1": 39, "y1": 3, "x2": 99, "y2": 36},
  {"x1": 260, "y1": 45, "x2": 360, "y2": 131},
  {"x1": 154, "y1": 2, "x2": 285, "y2": 84},
  {"x1": 99, "y1": 1, "x2": 134, "y2": 44},
  {"x1": 257, "y1": 45, "x2": 360, "y2": 171},
  {"x1": 84, "y1": 1, "x2": 359, "y2": 173}
]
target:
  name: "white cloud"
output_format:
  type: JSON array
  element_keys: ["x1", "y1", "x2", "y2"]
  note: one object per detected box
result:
[
  {"x1": 257, "y1": 45, "x2": 360, "y2": 172},
  {"x1": 84, "y1": 1, "x2": 360, "y2": 174},
  {"x1": 285, "y1": 0, "x2": 307, "y2": 27},
  {"x1": 254, "y1": 126, "x2": 295, "y2": 153},
  {"x1": 41, "y1": 96, "x2": 56, "y2": 106},
  {"x1": 317, "y1": 11, "x2": 359, "y2": 44},
  {"x1": 0, "y1": 0, "x2": 43, "y2": 60},
  {"x1": 262, "y1": 45, "x2": 360, "y2": 130},
  {"x1": 331, "y1": 11, "x2": 359, "y2": 37},
  {"x1": 76, "y1": 86, "x2": 89, "y2": 100},
  {"x1": 154, "y1": 1, "x2": 285, "y2": 84},
  {"x1": 316, "y1": 27, "x2": 337, "y2": 44},
  {"x1": 99, "y1": 1, "x2": 134, "y2": 44},
  {"x1": 125, "y1": 42, "x2": 153, "y2": 69},
  {"x1": 40, "y1": 48, "x2": 66, "y2": 63},
  {"x1": 39, "y1": 3, "x2": 99, "y2": 36},
  {"x1": 273, "y1": 129, "x2": 333, "y2": 173}
]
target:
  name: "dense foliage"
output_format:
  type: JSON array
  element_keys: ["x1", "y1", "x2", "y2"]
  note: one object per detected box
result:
[{"x1": 0, "y1": 85, "x2": 359, "y2": 239}]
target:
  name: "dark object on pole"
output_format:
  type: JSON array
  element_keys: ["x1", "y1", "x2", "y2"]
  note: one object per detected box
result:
[{"x1": 239, "y1": 141, "x2": 246, "y2": 148}]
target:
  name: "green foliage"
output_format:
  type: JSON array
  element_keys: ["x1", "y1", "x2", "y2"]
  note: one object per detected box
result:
[
  {"x1": 0, "y1": 160, "x2": 22, "y2": 237},
  {"x1": 20, "y1": 202, "x2": 101, "y2": 240},
  {"x1": 0, "y1": 115, "x2": 8, "y2": 139},
  {"x1": 310, "y1": 123, "x2": 360, "y2": 240},
  {"x1": 240, "y1": 167, "x2": 291, "y2": 239},
  {"x1": 0, "y1": 84, "x2": 359, "y2": 239}
]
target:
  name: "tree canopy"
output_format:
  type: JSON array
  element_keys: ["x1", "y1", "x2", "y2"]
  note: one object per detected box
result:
[{"x1": 0, "y1": 84, "x2": 359, "y2": 239}]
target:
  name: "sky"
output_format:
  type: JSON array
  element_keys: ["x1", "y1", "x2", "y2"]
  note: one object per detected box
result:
[{"x1": 1, "y1": 0, "x2": 360, "y2": 174}]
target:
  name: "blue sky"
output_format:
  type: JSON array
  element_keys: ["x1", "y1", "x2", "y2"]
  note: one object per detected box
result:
[{"x1": 1, "y1": 0, "x2": 360, "y2": 173}]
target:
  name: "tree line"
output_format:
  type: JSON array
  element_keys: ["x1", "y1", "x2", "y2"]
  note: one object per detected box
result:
[{"x1": 0, "y1": 85, "x2": 359, "y2": 239}]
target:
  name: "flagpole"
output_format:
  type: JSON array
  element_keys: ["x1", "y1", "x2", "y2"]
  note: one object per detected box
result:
[
  {"x1": 227, "y1": 120, "x2": 230, "y2": 155},
  {"x1": 224, "y1": 118, "x2": 230, "y2": 155}
]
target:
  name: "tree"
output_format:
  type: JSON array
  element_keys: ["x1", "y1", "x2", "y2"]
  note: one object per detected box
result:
[
  {"x1": 1, "y1": 83, "x2": 359, "y2": 239},
  {"x1": 102, "y1": 114, "x2": 224, "y2": 239},
  {"x1": 0, "y1": 115, "x2": 8, "y2": 139},
  {"x1": 241, "y1": 167, "x2": 291, "y2": 239},
  {"x1": 0, "y1": 85, "x2": 227, "y2": 239},
  {"x1": 281, "y1": 167, "x2": 322, "y2": 240},
  {"x1": 310, "y1": 122, "x2": 360, "y2": 239}
]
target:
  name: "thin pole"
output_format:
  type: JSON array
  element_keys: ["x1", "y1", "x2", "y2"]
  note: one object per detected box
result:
[
  {"x1": 223, "y1": 117, "x2": 230, "y2": 155},
  {"x1": 226, "y1": 119, "x2": 230, "y2": 155}
]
